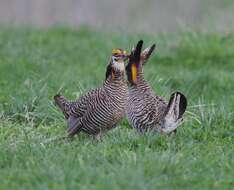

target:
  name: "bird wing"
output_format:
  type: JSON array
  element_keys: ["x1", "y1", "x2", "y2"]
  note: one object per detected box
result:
[
  {"x1": 67, "y1": 116, "x2": 82, "y2": 137},
  {"x1": 67, "y1": 87, "x2": 110, "y2": 136}
]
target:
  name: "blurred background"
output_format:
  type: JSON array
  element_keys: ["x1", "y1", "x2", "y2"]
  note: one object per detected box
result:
[{"x1": 0, "y1": 0, "x2": 234, "y2": 33}]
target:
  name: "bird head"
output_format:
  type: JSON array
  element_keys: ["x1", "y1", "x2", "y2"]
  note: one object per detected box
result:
[
  {"x1": 111, "y1": 48, "x2": 129, "y2": 71},
  {"x1": 105, "y1": 48, "x2": 129, "y2": 80}
]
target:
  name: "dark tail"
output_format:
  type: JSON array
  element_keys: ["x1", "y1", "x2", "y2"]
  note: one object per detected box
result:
[
  {"x1": 160, "y1": 92, "x2": 187, "y2": 133},
  {"x1": 54, "y1": 94, "x2": 70, "y2": 119},
  {"x1": 165, "y1": 91, "x2": 187, "y2": 119}
]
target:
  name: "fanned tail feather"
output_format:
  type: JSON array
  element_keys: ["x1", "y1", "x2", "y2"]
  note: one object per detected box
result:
[{"x1": 160, "y1": 92, "x2": 187, "y2": 133}]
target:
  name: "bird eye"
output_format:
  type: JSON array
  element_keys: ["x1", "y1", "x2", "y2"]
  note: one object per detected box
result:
[{"x1": 114, "y1": 58, "x2": 118, "y2": 62}]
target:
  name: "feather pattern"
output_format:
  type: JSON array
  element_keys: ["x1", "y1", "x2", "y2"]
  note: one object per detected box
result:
[
  {"x1": 125, "y1": 40, "x2": 187, "y2": 133},
  {"x1": 54, "y1": 51, "x2": 127, "y2": 137}
]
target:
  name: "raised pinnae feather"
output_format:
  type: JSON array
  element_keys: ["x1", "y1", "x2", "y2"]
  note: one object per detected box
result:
[{"x1": 125, "y1": 40, "x2": 187, "y2": 134}]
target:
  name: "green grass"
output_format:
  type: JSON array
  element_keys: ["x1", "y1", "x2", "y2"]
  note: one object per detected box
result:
[{"x1": 0, "y1": 27, "x2": 234, "y2": 190}]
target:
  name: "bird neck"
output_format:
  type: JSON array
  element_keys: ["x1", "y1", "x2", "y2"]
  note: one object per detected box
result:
[{"x1": 104, "y1": 70, "x2": 125, "y2": 85}]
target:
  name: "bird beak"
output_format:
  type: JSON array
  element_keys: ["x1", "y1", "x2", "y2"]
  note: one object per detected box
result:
[
  {"x1": 122, "y1": 51, "x2": 130, "y2": 67},
  {"x1": 122, "y1": 50, "x2": 130, "y2": 60}
]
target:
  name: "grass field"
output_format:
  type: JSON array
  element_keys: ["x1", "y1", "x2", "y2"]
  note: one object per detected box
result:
[{"x1": 0, "y1": 27, "x2": 234, "y2": 190}]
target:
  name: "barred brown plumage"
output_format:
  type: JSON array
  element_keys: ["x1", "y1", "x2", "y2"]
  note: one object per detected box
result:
[
  {"x1": 54, "y1": 49, "x2": 128, "y2": 138},
  {"x1": 125, "y1": 40, "x2": 187, "y2": 133}
]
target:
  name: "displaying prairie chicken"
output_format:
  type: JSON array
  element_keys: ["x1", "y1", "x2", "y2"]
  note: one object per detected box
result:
[
  {"x1": 54, "y1": 48, "x2": 128, "y2": 138},
  {"x1": 125, "y1": 40, "x2": 187, "y2": 133}
]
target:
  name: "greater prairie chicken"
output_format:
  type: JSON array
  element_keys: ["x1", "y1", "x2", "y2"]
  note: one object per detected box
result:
[
  {"x1": 125, "y1": 40, "x2": 187, "y2": 133},
  {"x1": 54, "y1": 49, "x2": 128, "y2": 138}
]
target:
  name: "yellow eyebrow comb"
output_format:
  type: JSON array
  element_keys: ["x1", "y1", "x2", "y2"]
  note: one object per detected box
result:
[{"x1": 112, "y1": 49, "x2": 122, "y2": 55}]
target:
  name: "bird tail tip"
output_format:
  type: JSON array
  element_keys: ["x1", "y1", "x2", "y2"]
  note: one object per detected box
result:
[
  {"x1": 166, "y1": 91, "x2": 187, "y2": 119},
  {"x1": 161, "y1": 92, "x2": 187, "y2": 133},
  {"x1": 53, "y1": 94, "x2": 70, "y2": 119}
]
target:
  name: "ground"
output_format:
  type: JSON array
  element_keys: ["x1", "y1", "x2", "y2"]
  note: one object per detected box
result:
[{"x1": 0, "y1": 27, "x2": 234, "y2": 190}]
